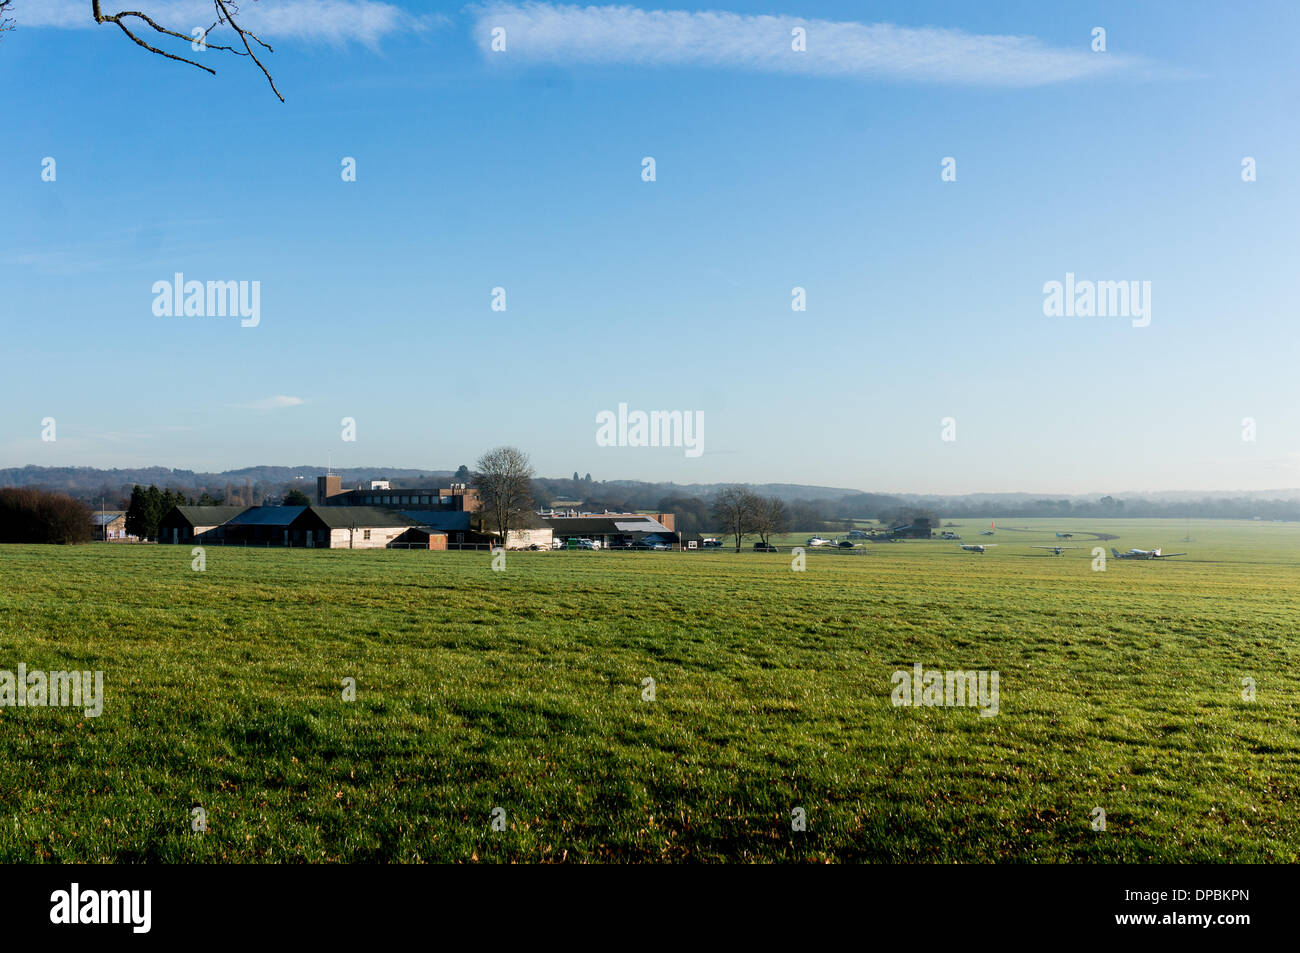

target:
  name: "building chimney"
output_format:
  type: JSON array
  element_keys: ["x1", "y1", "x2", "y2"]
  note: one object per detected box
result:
[{"x1": 317, "y1": 474, "x2": 342, "y2": 504}]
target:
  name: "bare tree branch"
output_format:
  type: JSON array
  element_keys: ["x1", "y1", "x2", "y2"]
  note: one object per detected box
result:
[
  {"x1": 212, "y1": 0, "x2": 282, "y2": 101},
  {"x1": 91, "y1": 0, "x2": 284, "y2": 101},
  {"x1": 94, "y1": 8, "x2": 215, "y2": 74}
]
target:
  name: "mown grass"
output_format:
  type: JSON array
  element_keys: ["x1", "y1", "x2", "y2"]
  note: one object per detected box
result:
[{"x1": 0, "y1": 518, "x2": 1297, "y2": 862}]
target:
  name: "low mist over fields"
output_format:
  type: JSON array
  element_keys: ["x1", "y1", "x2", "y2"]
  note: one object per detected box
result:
[{"x1": 7, "y1": 465, "x2": 1300, "y2": 522}]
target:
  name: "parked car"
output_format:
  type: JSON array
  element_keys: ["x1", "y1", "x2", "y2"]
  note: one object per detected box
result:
[
  {"x1": 753, "y1": 541, "x2": 778, "y2": 552},
  {"x1": 701, "y1": 538, "x2": 723, "y2": 548},
  {"x1": 837, "y1": 540, "x2": 856, "y2": 549}
]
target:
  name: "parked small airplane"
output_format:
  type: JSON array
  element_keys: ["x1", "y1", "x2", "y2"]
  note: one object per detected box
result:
[
  {"x1": 940, "y1": 531, "x2": 961, "y2": 540},
  {"x1": 960, "y1": 543, "x2": 997, "y2": 553},
  {"x1": 979, "y1": 530, "x2": 995, "y2": 536},
  {"x1": 1055, "y1": 532, "x2": 1074, "y2": 539},
  {"x1": 1111, "y1": 547, "x2": 1186, "y2": 560},
  {"x1": 807, "y1": 536, "x2": 832, "y2": 547},
  {"x1": 1034, "y1": 545, "x2": 1083, "y2": 556}
]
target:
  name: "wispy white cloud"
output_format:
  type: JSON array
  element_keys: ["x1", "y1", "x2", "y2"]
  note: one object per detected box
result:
[
  {"x1": 235, "y1": 395, "x2": 305, "y2": 411},
  {"x1": 471, "y1": 2, "x2": 1155, "y2": 86},
  {"x1": 19, "y1": 1, "x2": 442, "y2": 46}
]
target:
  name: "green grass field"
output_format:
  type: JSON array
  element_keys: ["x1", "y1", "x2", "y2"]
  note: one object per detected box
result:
[{"x1": 1, "y1": 518, "x2": 1297, "y2": 862}]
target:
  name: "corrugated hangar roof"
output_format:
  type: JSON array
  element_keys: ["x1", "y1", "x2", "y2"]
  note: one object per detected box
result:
[
  {"x1": 227, "y1": 506, "x2": 307, "y2": 526},
  {"x1": 170, "y1": 505, "x2": 251, "y2": 525},
  {"x1": 544, "y1": 515, "x2": 666, "y2": 535},
  {"x1": 308, "y1": 506, "x2": 419, "y2": 528},
  {"x1": 614, "y1": 518, "x2": 668, "y2": 533}
]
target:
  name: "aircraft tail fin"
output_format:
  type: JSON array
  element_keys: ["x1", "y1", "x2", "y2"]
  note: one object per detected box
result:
[{"x1": 1111, "y1": 548, "x2": 1121, "y2": 558}]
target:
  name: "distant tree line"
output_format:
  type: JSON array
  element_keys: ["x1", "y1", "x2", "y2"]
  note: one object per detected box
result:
[
  {"x1": 0, "y1": 466, "x2": 286, "y2": 507},
  {"x1": 903, "y1": 496, "x2": 1300, "y2": 521},
  {"x1": 10, "y1": 467, "x2": 1300, "y2": 524},
  {"x1": 0, "y1": 489, "x2": 92, "y2": 544},
  {"x1": 876, "y1": 506, "x2": 941, "y2": 530},
  {"x1": 531, "y1": 479, "x2": 909, "y2": 533}
]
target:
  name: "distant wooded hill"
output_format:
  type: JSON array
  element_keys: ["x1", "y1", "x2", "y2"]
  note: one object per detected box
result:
[{"x1": 4, "y1": 466, "x2": 1300, "y2": 523}]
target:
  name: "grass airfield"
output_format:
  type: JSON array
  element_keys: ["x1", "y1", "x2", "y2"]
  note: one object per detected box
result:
[{"x1": 0, "y1": 518, "x2": 1296, "y2": 862}]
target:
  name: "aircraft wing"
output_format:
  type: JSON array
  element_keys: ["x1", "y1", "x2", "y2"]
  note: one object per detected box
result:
[{"x1": 1153, "y1": 552, "x2": 1187, "y2": 558}]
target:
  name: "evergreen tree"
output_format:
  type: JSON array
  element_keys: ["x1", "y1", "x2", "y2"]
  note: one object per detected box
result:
[
  {"x1": 125, "y1": 486, "x2": 146, "y2": 539},
  {"x1": 124, "y1": 484, "x2": 175, "y2": 540},
  {"x1": 145, "y1": 486, "x2": 164, "y2": 539}
]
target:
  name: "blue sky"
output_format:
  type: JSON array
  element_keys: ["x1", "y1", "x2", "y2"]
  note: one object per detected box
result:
[{"x1": 3, "y1": 1, "x2": 1298, "y2": 494}]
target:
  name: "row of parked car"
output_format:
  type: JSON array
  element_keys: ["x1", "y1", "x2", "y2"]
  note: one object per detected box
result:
[
  {"x1": 553, "y1": 535, "x2": 872, "y2": 553},
  {"x1": 552, "y1": 538, "x2": 673, "y2": 550},
  {"x1": 555, "y1": 537, "x2": 601, "y2": 549}
]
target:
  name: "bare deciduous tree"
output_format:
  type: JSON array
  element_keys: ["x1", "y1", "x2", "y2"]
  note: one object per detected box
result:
[
  {"x1": 0, "y1": 487, "x2": 93, "y2": 544},
  {"x1": 750, "y1": 496, "x2": 790, "y2": 547},
  {"x1": 90, "y1": 0, "x2": 283, "y2": 101},
  {"x1": 473, "y1": 446, "x2": 536, "y2": 549},
  {"x1": 1, "y1": 1, "x2": 15, "y2": 40},
  {"x1": 711, "y1": 486, "x2": 762, "y2": 552}
]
